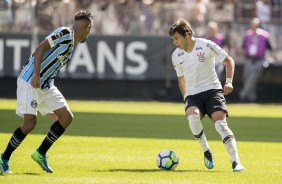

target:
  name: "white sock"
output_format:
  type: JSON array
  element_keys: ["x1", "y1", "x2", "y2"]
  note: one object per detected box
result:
[
  {"x1": 188, "y1": 115, "x2": 210, "y2": 152},
  {"x1": 215, "y1": 120, "x2": 240, "y2": 162}
]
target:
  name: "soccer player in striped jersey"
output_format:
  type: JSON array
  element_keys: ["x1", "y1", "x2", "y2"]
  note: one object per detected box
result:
[
  {"x1": 169, "y1": 19, "x2": 245, "y2": 172},
  {"x1": 0, "y1": 10, "x2": 93, "y2": 174}
]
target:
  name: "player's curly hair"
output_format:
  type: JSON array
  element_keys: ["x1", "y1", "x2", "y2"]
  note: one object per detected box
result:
[
  {"x1": 74, "y1": 10, "x2": 93, "y2": 22},
  {"x1": 169, "y1": 19, "x2": 194, "y2": 37}
]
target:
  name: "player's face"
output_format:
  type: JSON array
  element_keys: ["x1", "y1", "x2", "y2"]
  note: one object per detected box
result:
[
  {"x1": 171, "y1": 32, "x2": 187, "y2": 50},
  {"x1": 79, "y1": 23, "x2": 92, "y2": 43}
]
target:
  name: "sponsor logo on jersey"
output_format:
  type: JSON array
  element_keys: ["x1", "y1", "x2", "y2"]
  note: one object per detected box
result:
[
  {"x1": 206, "y1": 44, "x2": 219, "y2": 55},
  {"x1": 197, "y1": 52, "x2": 206, "y2": 62}
]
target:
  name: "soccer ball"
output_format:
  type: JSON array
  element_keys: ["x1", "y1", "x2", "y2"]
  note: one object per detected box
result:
[{"x1": 156, "y1": 149, "x2": 179, "y2": 170}]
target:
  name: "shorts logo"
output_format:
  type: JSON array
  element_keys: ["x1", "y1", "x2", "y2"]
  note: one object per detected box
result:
[{"x1": 31, "y1": 100, "x2": 37, "y2": 108}]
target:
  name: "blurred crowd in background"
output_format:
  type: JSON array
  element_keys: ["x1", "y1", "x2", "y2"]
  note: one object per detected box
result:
[{"x1": 0, "y1": 0, "x2": 282, "y2": 62}]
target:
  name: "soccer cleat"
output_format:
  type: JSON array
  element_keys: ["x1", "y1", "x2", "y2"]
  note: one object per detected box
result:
[
  {"x1": 31, "y1": 149, "x2": 53, "y2": 173},
  {"x1": 232, "y1": 161, "x2": 245, "y2": 172},
  {"x1": 204, "y1": 150, "x2": 214, "y2": 169},
  {"x1": 0, "y1": 154, "x2": 12, "y2": 174}
]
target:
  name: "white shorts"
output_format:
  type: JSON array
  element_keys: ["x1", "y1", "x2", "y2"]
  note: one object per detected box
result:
[{"x1": 16, "y1": 78, "x2": 69, "y2": 117}]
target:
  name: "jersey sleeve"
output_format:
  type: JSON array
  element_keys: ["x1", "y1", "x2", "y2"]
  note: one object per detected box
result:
[
  {"x1": 208, "y1": 40, "x2": 228, "y2": 63},
  {"x1": 172, "y1": 53, "x2": 183, "y2": 77},
  {"x1": 46, "y1": 28, "x2": 72, "y2": 48}
]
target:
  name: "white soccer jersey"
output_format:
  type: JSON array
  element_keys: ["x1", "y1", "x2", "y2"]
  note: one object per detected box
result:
[{"x1": 171, "y1": 38, "x2": 228, "y2": 98}]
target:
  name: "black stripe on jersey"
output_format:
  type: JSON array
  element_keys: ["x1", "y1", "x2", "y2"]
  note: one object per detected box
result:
[
  {"x1": 60, "y1": 40, "x2": 72, "y2": 45},
  {"x1": 40, "y1": 43, "x2": 70, "y2": 77},
  {"x1": 39, "y1": 45, "x2": 60, "y2": 78},
  {"x1": 19, "y1": 51, "x2": 35, "y2": 76},
  {"x1": 42, "y1": 44, "x2": 60, "y2": 61},
  {"x1": 40, "y1": 44, "x2": 71, "y2": 81},
  {"x1": 40, "y1": 60, "x2": 57, "y2": 78},
  {"x1": 61, "y1": 29, "x2": 71, "y2": 35},
  {"x1": 51, "y1": 29, "x2": 71, "y2": 41},
  {"x1": 21, "y1": 44, "x2": 60, "y2": 81},
  {"x1": 40, "y1": 62, "x2": 61, "y2": 89}
]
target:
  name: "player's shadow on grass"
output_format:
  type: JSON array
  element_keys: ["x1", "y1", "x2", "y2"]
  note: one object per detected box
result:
[
  {"x1": 14, "y1": 172, "x2": 41, "y2": 176},
  {"x1": 95, "y1": 169, "x2": 223, "y2": 173}
]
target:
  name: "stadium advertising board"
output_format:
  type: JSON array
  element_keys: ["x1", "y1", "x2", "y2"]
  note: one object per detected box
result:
[{"x1": 0, "y1": 33, "x2": 176, "y2": 80}]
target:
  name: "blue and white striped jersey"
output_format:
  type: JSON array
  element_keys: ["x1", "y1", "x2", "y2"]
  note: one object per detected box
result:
[{"x1": 19, "y1": 27, "x2": 74, "y2": 92}]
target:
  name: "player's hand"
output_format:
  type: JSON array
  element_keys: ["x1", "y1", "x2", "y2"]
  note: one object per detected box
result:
[
  {"x1": 48, "y1": 112, "x2": 58, "y2": 122},
  {"x1": 31, "y1": 73, "x2": 40, "y2": 88},
  {"x1": 224, "y1": 82, "x2": 233, "y2": 95}
]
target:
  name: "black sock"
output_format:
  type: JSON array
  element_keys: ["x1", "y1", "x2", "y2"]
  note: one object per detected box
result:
[
  {"x1": 38, "y1": 121, "x2": 65, "y2": 155},
  {"x1": 2, "y1": 127, "x2": 26, "y2": 160}
]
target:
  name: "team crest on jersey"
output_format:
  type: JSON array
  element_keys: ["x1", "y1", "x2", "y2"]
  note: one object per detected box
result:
[
  {"x1": 197, "y1": 52, "x2": 206, "y2": 62},
  {"x1": 55, "y1": 32, "x2": 63, "y2": 39},
  {"x1": 31, "y1": 100, "x2": 37, "y2": 108},
  {"x1": 57, "y1": 55, "x2": 65, "y2": 66}
]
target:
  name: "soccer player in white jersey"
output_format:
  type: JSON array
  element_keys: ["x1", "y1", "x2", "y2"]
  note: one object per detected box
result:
[
  {"x1": 0, "y1": 10, "x2": 93, "y2": 174},
  {"x1": 169, "y1": 19, "x2": 245, "y2": 172}
]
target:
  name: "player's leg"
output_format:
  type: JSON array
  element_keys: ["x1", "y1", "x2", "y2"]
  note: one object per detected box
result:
[
  {"x1": 185, "y1": 97, "x2": 214, "y2": 169},
  {"x1": 31, "y1": 86, "x2": 73, "y2": 173},
  {"x1": 0, "y1": 116, "x2": 34, "y2": 175},
  {"x1": 211, "y1": 111, "x2": 244, "y2": 172},
  {"x1": 186, "y1": 107, "x2": 211, "y2": 152},
  {"x1": 1, "y1": 78, "x2": 38, "y2": 175},
  {"x1": 38, "y1": 106, "x2": 73, "y2": 155},
  {"x1": 207, "y1": 89, "x2": 244, "y2": 172},
  {"x1": 1, "y1": 117, "x2": 37, "y2": 174},
  {"x1": 31, "y1": 107, "x2": 72, "y2": 173}
]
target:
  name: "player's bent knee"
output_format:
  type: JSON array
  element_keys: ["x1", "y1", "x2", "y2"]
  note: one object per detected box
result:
[
  {"x1": 22, "y1": 119, "x2": 37, "y2": 134},
  {"x1": 59, "y1": 112, "x2": 73, "y2": 128},
  {"x1": 187, "y1": 114, "x2": 204, "y2": 139},
  {"x1": 186, "y1": 107, "x2": 201, "y2": 116},
  {"x1": 211, "y1": 111, "x2": 226, "y2": 122},
  {"x1": 188, "y1": 114, "x2": 200, "y2": 122},
  {"x1": 68, "y1": 111, "x2": 74, "y2": 122},
  {"x1": 62, "y1": 115, "x2": 73, "y2": 124}
]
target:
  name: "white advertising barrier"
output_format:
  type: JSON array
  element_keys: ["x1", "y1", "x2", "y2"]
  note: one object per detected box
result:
[{"x1": 0, "y1": 33, "x2": 176, "y2": 80}]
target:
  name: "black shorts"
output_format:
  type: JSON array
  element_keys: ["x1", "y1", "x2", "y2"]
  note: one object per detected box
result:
[{"x1": 184, "y1": 89, "x2": 228, "y2": 118}]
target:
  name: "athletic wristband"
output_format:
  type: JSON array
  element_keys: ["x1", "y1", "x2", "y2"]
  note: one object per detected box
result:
[{"x1": 225, "y1": 78, "x2": 233, "y2": 84}]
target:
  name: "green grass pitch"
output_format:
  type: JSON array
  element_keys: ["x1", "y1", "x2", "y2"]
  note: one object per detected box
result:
[{"x1": 0, "y1": 99, "x2": 282, "y2": 183}]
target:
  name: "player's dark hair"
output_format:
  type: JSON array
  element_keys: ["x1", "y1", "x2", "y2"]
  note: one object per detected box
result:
[
  {"x1": 74, "y1": 10, "x2": 93, "y2": 22},
  {"x1": 169, "y1": 19, "x2": 194, "y2": 37}
]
